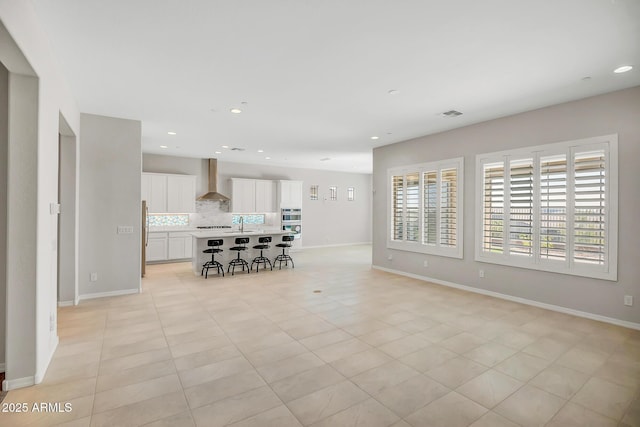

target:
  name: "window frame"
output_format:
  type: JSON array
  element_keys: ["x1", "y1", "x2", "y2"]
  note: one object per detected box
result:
[
  {"x1": 387, "y1": 157, "x2": 464, "y2": 258},
  {"x1": 475, "y1": 134, "x2": 618, "y2": 281}
]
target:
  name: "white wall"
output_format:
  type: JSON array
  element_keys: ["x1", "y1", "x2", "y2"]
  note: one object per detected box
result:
[
  {"x1": 0, "y1": 2, "x2": 81, "y2": 389},
  {"x1": 58, "y1": 133, "x2": 77, "y2": 304},
  {"x1": 143, "y1": 155, "x2": 373, "y2": 247},
  {"x1": 372, "y1": 87, "x2": 640, "y2": 326},
  {"x1": 0, "y1": 61, "x2": 7, "y2": 372},
  {"x1": 79, "y1": 114, "x2": 141, "y2": 298}
]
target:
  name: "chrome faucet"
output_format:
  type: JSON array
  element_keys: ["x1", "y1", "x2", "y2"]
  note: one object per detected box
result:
[{"x1": 239, "y1": 216, "x2": 244, "y2": 233}]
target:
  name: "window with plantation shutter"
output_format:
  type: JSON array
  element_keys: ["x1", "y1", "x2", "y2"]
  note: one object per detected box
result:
[
  {"x1": 573, "y1": 150, "x2": 606, "y2": 265},
  {"x1": 482, "y1": 162, "x2": 505, "y2": 254},
  {"x1": 423, "y1": 171, "x2": 437, "y2": 245},
  {"x1": 540, "y1": 154, "x2": 567, "y2": 261},
  {"x1": 388, "y1": 158, "x2": 463, "y2": 258},
  {"x1": 509, "y1": 158, "x2": 534, "y2": 256},
  {"x1": 391, "y1": 175, "x2": 404, "y2": 240},
  {"x1": 440, "y1": 168, "x2": 457, "y2": 247},
  {"x1": 476, "y1": 135, "x2": 617, "y2": 281}
]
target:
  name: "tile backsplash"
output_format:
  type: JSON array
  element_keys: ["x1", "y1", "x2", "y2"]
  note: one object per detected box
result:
[
  {"x1": 232, "y1": 214, "x2": 265, "y2": 225},
  {"x1": 148, "y1": 214, "x2": 189, "y2": 227},
  {"x1": 149, "y1": 200, "x2": 277, "y2": 228}
]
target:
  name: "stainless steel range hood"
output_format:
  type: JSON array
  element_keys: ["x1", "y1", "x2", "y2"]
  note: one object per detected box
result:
[{"x1": 197, "y1": 158, "x2": 230, "y2": 201}]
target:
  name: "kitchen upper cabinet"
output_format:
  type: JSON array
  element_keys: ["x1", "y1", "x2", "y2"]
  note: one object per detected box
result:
[
  {"x1": 142, "y1": 174, "x2": 168, "y2": 213},
  {"x1": 278, "y1": 180, "x2": 303, "y2": 208},
  {"x1": 230, "y1": 178, "x2": 256, "y2": 213},
  {"x1": 255, "y1": 179, "x2": 276, "y2": 212},
  {"x1": 167, "y1": 175, "x2": 196, "y2": 213},
  {"x1": 142, "y1": 173, "x2": 196, "y2": 213},
  {"x1": 230, "y1": 178, "x2": 277, "y2": 213}
]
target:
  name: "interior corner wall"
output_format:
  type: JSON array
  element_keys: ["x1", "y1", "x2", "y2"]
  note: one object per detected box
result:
[
  {"x1": 142, "y1": 154, "x2": 373, "y2": 247},
  {"x1": 0, "y1": 62, "x2": 8, "y2": 371},
  {"x1": 372, "y1": 86, "x2": 640, "y2": 326},
  {"x1": 79, "y1": 114, "x2": 141, "y2": 298}
]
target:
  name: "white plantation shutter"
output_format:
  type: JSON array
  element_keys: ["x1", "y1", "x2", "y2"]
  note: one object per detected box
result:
[
  {"x1": 573, "y1": 149, "x2": 606, "y2": 265},
  {"x1": 406, "y1": 173, "x2": 420, "y2": 242},
  {"x1": 440, "y1": 168, "x2": 457, "y2": 247},
  {"x1": 423, "y1": 171, "x2": 437, "y2": 245},
  {"x1": 391, "y1": 175, "x2": 403, "y2": 240},
  {"x1": 388, "y1": 158, "x2": 463, "y2": 258},
  {"x1": 482, "y1": 162, "x2": 505, "y2": 254},
  {"x1": 509, "y1": 158, "x2": 534, "y2": 256},
  {"x1": 540, "y1": 154, "x2": 567, "y2": 261},
  {"x1": 476, "y1": 135, "x2": 617, "y2": 281}
]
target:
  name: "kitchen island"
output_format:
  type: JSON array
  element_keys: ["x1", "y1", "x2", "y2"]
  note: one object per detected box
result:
[{"x1": 190, "y1": 229, "x2": 292, "y2": 275}]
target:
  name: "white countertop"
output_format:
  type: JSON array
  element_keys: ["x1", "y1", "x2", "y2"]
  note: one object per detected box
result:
[
  {"x1": 190, "y1": 229, "x2": 288, "y2": 239},
  {"x1": 148, "y1": 226, "x2": 200, "y2": 233}
]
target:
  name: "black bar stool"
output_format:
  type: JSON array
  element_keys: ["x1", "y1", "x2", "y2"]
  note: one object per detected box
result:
[
  {"x1": 274, "y1": 235, "x2": 295, "y2": 269},
  {"x1": 202, "y1": 239, "x2": 224, "y2": 278},
  {"x1": 251, "y1": 236, "x2": 273, "y2": 272},
  {"x1": 228, "y1": 237, "x2": 250, "y2": 275}
]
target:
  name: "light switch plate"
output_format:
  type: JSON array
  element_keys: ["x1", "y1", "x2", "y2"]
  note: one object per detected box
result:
[{"x1": 117, "y1": 226, "x2": 134, "y2": 234}]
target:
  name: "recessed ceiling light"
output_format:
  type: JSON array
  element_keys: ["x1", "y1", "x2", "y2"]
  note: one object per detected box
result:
[
  {"x1": 230, "y1": 108, "x2": 242, "y2": 114},
  {"x1": 257, "y1": 149, "x2": 264, "y2": 153},
  {"x1": 442, "y1": 110, "x2": 463, "y2": 117},
  {"x1": 167, "y1": 131, "x2": 176, "y2": 135},
  {"x1": 214, "y1": 151, "x2": 221, "y2": 154},
  {"x1": 222, "y1": 145, "x2": 229, "y2": 149},
  {"x1": 265, "y1": 157, "x2": 271, "y2": 160},
  {"x1": 160, "y1": 145, "x2": 168, "y2": 149},
  {"x1": 320, "y1": 157, "x2": 331, "y2": 161},
  {"x1": 388, "y1": 89, "x2": 399, "y2": 95},
  {"x1": 370, "y1": 136, "x2": 379, "y2": 140},
  {"x1": 614, "y1": 65, "x2": 633, "y2": 73}
]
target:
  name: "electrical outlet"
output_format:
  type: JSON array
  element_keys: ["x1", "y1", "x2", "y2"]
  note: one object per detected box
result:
[
  {"x1": 90, "y1": 272, "x2": 98, "y2": 282},
  {"x1": 49, "y1": 314, "x2": 55, "y2": 332},
  {"x1": 388, "y1": 254, "x2": 393, "y2": 261},
  {"x1": 479, "y1": 269, "x2": 485, "y2": 278},
  {"x1": 423, "y1": 260, "x2": 428, "y2": 267},
  {"x1": 624, "y1": 295, "x2": 633, "y2": 306}
]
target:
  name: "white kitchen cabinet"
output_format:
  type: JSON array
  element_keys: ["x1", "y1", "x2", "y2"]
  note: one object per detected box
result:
[
  {"x1": 230, "y1": 178, "x2": 256, "y2": 212},
  {"x1": 167, "y1": 175, "x2": 196, "y2": 213},
  {"x1": 255, "y1": 179, "x2": 276, "y2": 212},
  {"x1": 142, "y1": 173, "x2": 168, "y2": 213},
  {"x1": 168, "y1": 232, "x2": 193, "y2": 259},
  {"x1": 278, "y1": 180, "x2": 303, "y2": 208},
  {"x1": 142, "y1": 173, "x2": 196, "y2": 213},
  {"x1": 147, "y1": 232, "x2": 168, "y2": 261},
  {"x1": 231, "y1": 178, "x2": 278, "y2": 213}
]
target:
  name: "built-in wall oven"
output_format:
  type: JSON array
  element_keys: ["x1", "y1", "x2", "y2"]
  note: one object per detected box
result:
[{"x1": 281, "y1": 208, "x2": 301, "y2": 240}]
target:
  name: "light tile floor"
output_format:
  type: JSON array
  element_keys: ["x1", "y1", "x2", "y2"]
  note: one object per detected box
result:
[{"x1": 2, "y1": 245, "x2": 639, "y2": 426}]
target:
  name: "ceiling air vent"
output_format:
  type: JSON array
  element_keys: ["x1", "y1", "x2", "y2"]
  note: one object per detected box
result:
[
  {"x1": 230, "y1": 147, "x2": 245, "y2": 151},
  {"x1": 442, "y1": 110, "x2": 463, "y2": 117}
]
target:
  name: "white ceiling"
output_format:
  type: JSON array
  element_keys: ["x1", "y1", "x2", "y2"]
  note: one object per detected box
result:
[{"x1": 31, "y1": 0, "x2": 640, "y2": 173}]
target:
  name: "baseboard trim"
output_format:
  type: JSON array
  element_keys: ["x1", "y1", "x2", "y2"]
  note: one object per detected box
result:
[
  {"x1": 372, "y1": 265, "x2": 640, "y2": 331},
  {"x1": 303, "y1": 242, "x2": 372, "y2": 249},
  {"x1": 58, "y1": 300, "x2": 74, "y2": 307},
  {"x1": 3, "y1": 376, "x2": 35, "y2": 391},
  {"x1": 79, "y1": 288, "x2": 140, "y2": 301}
]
